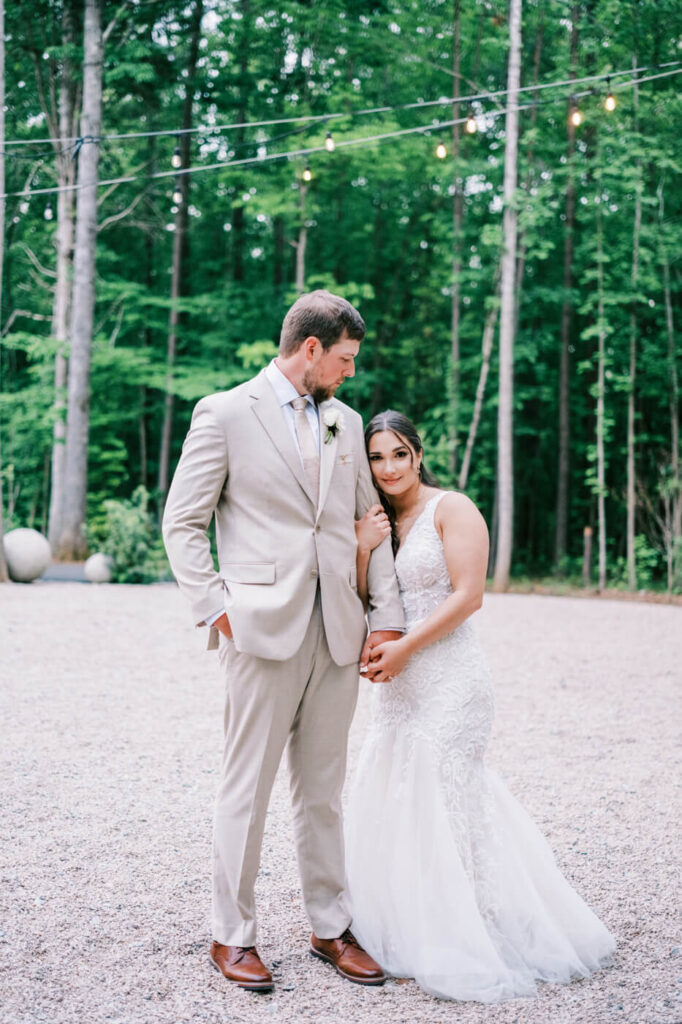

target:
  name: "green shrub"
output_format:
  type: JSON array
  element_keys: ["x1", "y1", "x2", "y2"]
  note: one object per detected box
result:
[{"x1": 91, "y1": 486, "x2": 170, "y2": 583}]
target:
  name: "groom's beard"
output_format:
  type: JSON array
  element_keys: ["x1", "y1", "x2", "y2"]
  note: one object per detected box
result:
[{"x1": 302, "y1": 369, "x2": 337, "y2": 404}]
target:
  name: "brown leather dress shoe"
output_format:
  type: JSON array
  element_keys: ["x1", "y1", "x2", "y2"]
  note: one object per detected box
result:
[
  {"x1": 310, "y1": 929, "x2": 386, "y2": 986},
  {"x1": 210, "y1": 941, "x2": 274, "y2": 991}
]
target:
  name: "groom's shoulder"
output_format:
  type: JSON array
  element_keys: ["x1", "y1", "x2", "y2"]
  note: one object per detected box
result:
[
  {"x1": 194, "y1": 372, "x2": 265, "y2": 419},
  {"x1": 329, "y1": 396, "x2": 362, "y2": 428}
]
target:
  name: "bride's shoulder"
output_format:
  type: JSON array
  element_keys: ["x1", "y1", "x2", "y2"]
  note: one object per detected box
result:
[{"x1": 433, "y1": 490, "x2": 488, "y2": 537}]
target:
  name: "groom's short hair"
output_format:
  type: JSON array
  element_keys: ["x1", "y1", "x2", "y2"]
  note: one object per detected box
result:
[{"x1": 279, "y1": 290, "x2": 366, "y2": 356}]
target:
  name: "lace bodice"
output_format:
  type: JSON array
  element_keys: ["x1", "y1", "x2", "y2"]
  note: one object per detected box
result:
[
  {"x1": 369, "y1": 491, "x2": 493, "y2": 740},
  {"x1": 395, "y1": 492, "x2": 458, "y2": 628}
]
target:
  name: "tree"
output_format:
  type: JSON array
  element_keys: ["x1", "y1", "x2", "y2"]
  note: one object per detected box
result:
[
  {"x1": 492, "y1": 0, "x2": 522, "y2": 592},
  {"x1": 157, "y1": 0, "x2": 204, "y2": 512},
  {"x1": 449, "y1": 0, "x2": 462, "y2": 476},
  {"x1": 554, "y1": 4, "x2": 578, "y2": 570},
  {"x1": 0, "y1": 0, "x2": 8, "y2": 581},
  {"x1": 56, "y1": 0, "x2": 103, "y2": 559}
]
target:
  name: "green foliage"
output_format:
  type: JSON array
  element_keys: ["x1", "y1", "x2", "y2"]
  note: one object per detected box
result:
[
  {"x1": 1, "y1": 0, "x2": 681, "y2": 587},
  {"x1": 612, "y1": 535, "x2": 662, "y2": 590},
  {"x1": 89, "y1": 486, "x2": 170, "y2": 584}
]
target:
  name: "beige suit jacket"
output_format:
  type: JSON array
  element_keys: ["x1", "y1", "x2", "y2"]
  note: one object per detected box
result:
[{"x1": 162, "y1": 369, "x2": 405, "y2": 664}]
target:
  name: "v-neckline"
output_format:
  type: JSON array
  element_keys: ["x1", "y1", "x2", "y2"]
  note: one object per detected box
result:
[{"x1": 395, "y1": 493, "x2": 440, "y2": 557}]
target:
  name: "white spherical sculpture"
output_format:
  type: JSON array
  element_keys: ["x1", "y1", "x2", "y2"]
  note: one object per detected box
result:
[
  {"x1": 84, "y1": 552, "x2": 113, "y2": 584},
  {"x1": 3, "y1": 528, "x2": 52, "y2": 582}
]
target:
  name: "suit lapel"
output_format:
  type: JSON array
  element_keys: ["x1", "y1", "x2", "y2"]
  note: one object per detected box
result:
[
  {"x1": 249, "y1": 371, "x2": 316, "y2": 505},
  {"x1": 317, "y1": 401, "x2": 338, "y2": 517}
]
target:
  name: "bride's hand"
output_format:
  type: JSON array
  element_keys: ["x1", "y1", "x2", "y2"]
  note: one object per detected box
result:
[
  {"x1": 355, "y1": 503, "x2": 391, "y2": 552},
  {"x1": 367, "y1": 637, "x2": 411, "y2": 683}
]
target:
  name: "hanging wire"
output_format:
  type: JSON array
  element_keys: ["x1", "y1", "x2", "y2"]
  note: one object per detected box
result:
[
  {"x1": 2, "y1": 60, "x2": 679, "y2": 151},
  {"x1": 2, "y1": 66, "x2": 681, "y2": 201}
]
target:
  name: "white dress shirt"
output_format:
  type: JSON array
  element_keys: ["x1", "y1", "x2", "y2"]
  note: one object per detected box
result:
[{"x1": 264, "y1": 359, "x2": 321, "y2": 454}]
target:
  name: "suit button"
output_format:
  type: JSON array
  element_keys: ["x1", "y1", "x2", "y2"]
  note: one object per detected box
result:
[
  {"x1": 315, "y1": 524, "x2": 321, "y2": 533},
  {"x1": 310, "y1": 569, "x2": 318, "y2": 579}
]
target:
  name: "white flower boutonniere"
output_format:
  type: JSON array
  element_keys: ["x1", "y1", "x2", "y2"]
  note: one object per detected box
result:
[{"x1": 322, "y1": 408, "x2": 345, "y2": 445}]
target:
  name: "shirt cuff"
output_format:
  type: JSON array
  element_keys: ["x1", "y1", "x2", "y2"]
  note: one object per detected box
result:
[{"x1": 204, "y1": 609, "x2": 224, "y2": 627}]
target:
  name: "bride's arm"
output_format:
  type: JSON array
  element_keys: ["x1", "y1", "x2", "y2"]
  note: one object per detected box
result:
[
  {"x1": 355, "y1": 504, "x2": 392, "y2": 610},
  {"x1": 368, "y1": 493, "x2": 489, "y2": 682}
]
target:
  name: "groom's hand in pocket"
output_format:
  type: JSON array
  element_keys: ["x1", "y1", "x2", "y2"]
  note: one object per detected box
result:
[{"x1": 213, "y1": 613, "x2": 233, "y2": 639}]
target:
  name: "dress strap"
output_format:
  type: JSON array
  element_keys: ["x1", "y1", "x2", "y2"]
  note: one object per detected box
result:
[{"x1": 427, "y1": 490, "x2": 452, "y2": 519}]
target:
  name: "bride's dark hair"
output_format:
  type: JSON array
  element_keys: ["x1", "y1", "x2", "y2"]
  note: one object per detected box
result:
[{"x1": 364, "y1": 410, "x2": 439, "y2": 552}]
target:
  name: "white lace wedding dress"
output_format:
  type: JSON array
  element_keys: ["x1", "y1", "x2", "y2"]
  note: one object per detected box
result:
[{"x1": 345, "y1": 492, "x2": 615, "y2": 1002}]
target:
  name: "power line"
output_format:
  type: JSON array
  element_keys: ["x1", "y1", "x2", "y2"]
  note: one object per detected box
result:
[
  {"x1": 2, "y1": 66, "x2": 681, "y2": 202},
  {"x1": 2, "y1": 60, "x2": 679, "y2": 151}
]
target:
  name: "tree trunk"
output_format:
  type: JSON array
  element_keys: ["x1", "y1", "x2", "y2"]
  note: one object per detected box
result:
[
  {"x1": 157, "y1": 0, "x2": 204, "y2": 511},
  {"x1": 231, "y1": 0, "x2": 251, "y2": 284},
  {"x1": 513, "y1": 0, "x2": 544, "y2": 332},
  {"x1": 595, "y1": 195, "x2": 607, "y2": 592},
  {"x1": 554, "y1": 5, "x2": 578, "y2": 570},
  {"x1": 450, "y1": 0, "x2": 462, "y2": 477},
  {"x1": 0, "y1": 0, "x2": 8, "y2": 581},
  {"x1": 294, "y1": 183, "x2": 308, "y2": 294},
  {"x1": 56, "y1": 0, "x2": 103, "y2": 559},
  {"x1": 626, "y1": 60, "x2": 641, "y2": 590},
  {"x1": 48, "y1": 0, "x2": 79, "y2": 550},
  {"x1": 492, "y1": 0, "x2": 522, "y2": 592},
  {"x1": 458, "y1": 276, "x2": 501, "y2": 491},
  {"x1": 658, "y1": 180, "x2": 680, "y2": 580}
]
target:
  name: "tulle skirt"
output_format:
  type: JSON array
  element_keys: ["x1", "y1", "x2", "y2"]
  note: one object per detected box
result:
[{"x1": 345, "y1": 726, "x2": 616, "y2": 1002}]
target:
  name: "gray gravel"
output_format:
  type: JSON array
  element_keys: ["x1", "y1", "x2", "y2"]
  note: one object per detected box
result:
[{"x1": 0, "y1": 582, "x2": 680, "y2": 1024}]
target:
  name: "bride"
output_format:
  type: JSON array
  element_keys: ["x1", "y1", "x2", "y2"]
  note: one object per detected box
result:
[{"x1": 346, "y1": 410, "x2": 615, "y2": 1003}]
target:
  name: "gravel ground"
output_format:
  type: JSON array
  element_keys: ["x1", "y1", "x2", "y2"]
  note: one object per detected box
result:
[{"x1": 0, "y1": 582, "x2": 680, "y2": 1024}]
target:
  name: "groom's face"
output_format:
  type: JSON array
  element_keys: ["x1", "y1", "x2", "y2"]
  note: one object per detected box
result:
[{"x1": 303, "y1": 332, "x2": 360, "y2": 403}]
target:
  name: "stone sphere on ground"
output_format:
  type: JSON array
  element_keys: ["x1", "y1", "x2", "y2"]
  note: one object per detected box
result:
[
  {"x1": 84, "y1": 552, "x2": 113, "y2": 584},
  {"x1": 3, "y1": 528, "x2": 52, "y2": 583}
]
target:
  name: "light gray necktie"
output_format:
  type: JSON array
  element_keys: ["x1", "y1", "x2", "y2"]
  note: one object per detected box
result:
[{"x1": 292, "y1": 396, "x2": 320, "y2": 503}]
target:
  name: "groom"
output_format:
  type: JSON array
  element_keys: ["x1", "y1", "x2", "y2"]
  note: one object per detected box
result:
[{"x1": 162, "y1": 290, "x2": 404, "y2": 992}]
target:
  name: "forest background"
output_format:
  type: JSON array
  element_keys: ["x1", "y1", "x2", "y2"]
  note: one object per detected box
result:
[{"x1": 0, "y1": 0, "x2": 681, "y2": 593}]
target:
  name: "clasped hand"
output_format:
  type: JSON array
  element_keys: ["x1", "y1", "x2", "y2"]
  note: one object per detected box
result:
[{"x1": 360, "y1": 630, "x2": 410, "y2": 683}]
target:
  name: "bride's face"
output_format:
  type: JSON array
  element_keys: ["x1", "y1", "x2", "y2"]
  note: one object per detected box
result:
[{"x1": 367, "y1": 430, "x2": 420, "y2": 498}]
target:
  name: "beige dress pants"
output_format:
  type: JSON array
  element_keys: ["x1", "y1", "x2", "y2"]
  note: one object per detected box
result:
[{"x1": 212, "y1": 597, "x2": 360, "y2": 947}]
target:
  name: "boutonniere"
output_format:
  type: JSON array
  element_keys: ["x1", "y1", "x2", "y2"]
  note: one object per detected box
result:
[{"x1": 322, "y1": 408, "x2": 345, "y2": 445}]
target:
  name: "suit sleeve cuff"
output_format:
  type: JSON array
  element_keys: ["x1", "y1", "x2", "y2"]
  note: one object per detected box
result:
[{"x1": 203, "y1": 608, "x2": 225, "y2": 627}]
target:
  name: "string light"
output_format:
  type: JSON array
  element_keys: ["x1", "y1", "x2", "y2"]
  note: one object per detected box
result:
[
  {"x1": 569, "y1": 98, "x2": 583, "y2": 127},
  {"x1": 325, "y1": 130, "x2": 335, "y2": 153},
  {"x1": 2, "y1": 61, "x2": 680, "y2": 153},
  {"x1": 302, "y1": 165, "x2": 312, "y2": 182},
  {"x1": 172, "y1": 176, "x2": 182, "y2": 204},
  {"x1": 465, "y1": 109, "x2": 477, "y2": 134},
  {"x1": 171, "y1": 143, "x2": 182, "y2": 169},
  {"x1": 44, "y1": 201, "x2": 53, "y2": 221},
  {"x1": 435, "y1": 140, "x2": 447, "y2": 159},
  {"x1": 604, "y1": 78, "x2": 616, "y2": 112},
  {"x1": 5, "y1": 65, "x2": 682, "y2": 203}
]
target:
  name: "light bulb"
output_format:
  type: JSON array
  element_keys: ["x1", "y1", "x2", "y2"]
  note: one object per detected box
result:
[
  {"x1": 325, "y1": 131, "x2": 335, "y2": 153},
  {"x1": 172, "y1": 145, "x2": 182, "y2": 169},
  {"x1": 44, "y1": 202, "x2": 53, "y2": 221},
  {"x1": 570, "y1": 105, "x2": 582, "y2": 127},
  {"x1": 173, "y1": 188, "x2": 182, "y2": 205},
  {"x1": 435, "y1": 141, "x2": 447, "y2": 159},
  {"x1": 19, "y1": 200, "x2": 29, "y2": 215},
  {"x1": 604, "y1": 78, "x2": 616, "y2": 112},
  {"x1": 302, "y1": 165, "x2": 312, "y2": 182},
  {"x1": 465, "y1": 110, "x2": 477, "y2": 134}
]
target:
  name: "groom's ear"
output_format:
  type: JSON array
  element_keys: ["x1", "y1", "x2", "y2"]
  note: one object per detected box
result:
[{"x1": 303, "y1": 335, "x2": 321, "y2": 361}]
